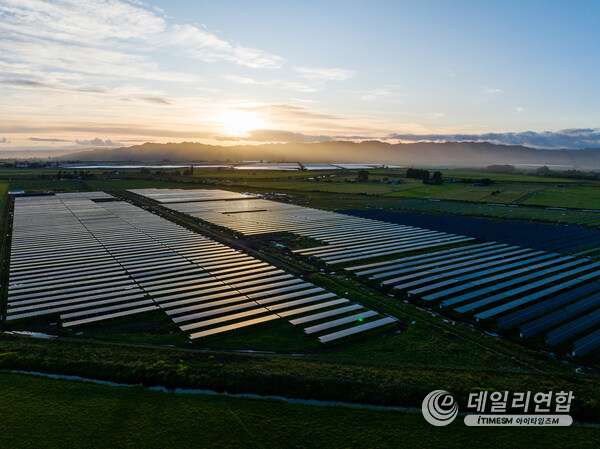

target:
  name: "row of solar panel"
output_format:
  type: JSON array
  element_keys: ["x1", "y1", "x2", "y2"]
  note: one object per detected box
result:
[
  {"x1": 8, "y1": 193, "x2": 396, "y2": 343},
  {"x1": 129, "y1": 189, "x2": 600, "y2": 357}
]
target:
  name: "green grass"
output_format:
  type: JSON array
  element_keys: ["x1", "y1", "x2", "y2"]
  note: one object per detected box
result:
[
  {"x1": 0, "y1": 181, "x2": 7, "y2": 209},
  {"x1": 238, "y1": 180, "x2": 405, "y2": 194},
  {"x1": 385, "y1": 183, "x2": 541, "y2": 203},
  {"x1": 4, "y1": 372, "x2": 598, "y2": 449},
  {"x1": 87, "y1": 179, "x2": 206, "y2": 191},
  {"x1": 190, "y1": 168, "x2": 341, "y2": 179},
  {"x1": 441, "y1": 170, "x2": 582, "y2": 183},
  {"x1": 63, "y1": 311, "x2": 191, "y2": 346},
  {"x1": 522, "y1": 186, "x2": 600, "y2": 209},
  {"x1": 8, "y1": 178, "x2": 88, "y2": 193},
  {"x1": 188, "y1": 319, "x2": 323, "y2": 352}
]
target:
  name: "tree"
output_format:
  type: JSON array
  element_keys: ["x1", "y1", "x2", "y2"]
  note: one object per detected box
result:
[
  {"x1": 406, "y1": 168, "x2": 430, "y2": 183},
  {"x1": 431, "y1": 171, "x2": 443, "y2": 185},
  {"x1": 357, "y1": 170, "x2": 369, "y2": 182},
  {"x1": 536, "y1": 165, "x2": 552, "y2": 177}
]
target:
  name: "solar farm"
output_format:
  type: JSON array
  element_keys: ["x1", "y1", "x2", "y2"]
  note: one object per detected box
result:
[
  {"x1": 125, "y1": 187, "x2": 600, "y2": 359},
  {"x1": 5, "y1": 191, "x2": 396, "y2": 344},
  {"x1": 3, "y1": 177, "x2": 600, "y2": 444}
]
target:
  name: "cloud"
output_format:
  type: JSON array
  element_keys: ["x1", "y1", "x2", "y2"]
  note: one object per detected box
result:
[
  {"x1": 217, "y1": 129, "x2": 333, "y2": 143},
  {"x1": 223, "y1": 74, "x2": 317, "y2": 92},
  {"x1": 124, "y1": 97, "x2": 172, "y2": 105},
  {"x1": 141, "y1": 97, "x2": 171, "y2": 105},
  {"x1": 0, "y1": 122, "x2": 215, "y2": 139},
  {"x1": 29, "y1": 137, "x2": 70, "y2": 142},
  {"x1": 388, "y1": 129, "x2": 600, "y2": 149},
  {"x1": 355, "y1": 88, "x2": 406, "y2": 103},
  {"x1": 514, "y1": 106, "x2": 525, "y2": 113},
  {"x1": 75, "y1": 138, "x2": 121, "y2": 147},
  {"x1": 1, "y1": 78, "x2": 107, "y2": 93},
  {"x1": 0, "y1": 0, "x2": 284, "y2": 85},
  {"x1": 473, "y1": 86, "x2": 503, "y2": 105},
  {"x1": 242, "y1": 103, "x2": 345, "y2": 122},
  {"x1": 171, "y1": 24, "x2": 284, "y2": 69},
  {"x1": 359, "y1": 89, "x2": 392, "y2": 102},
  {"x1": 294, "y1": 66, "x2": 356, "y2": 81},
  {"x1": 483, "y1": 86, "x2": 502, "y2": 94}
]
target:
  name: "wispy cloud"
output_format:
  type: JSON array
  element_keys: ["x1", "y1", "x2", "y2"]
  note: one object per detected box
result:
[
  {"x1": 294, "y1": 66, "x2": 356, "y2": 81},
  {"x1": 1, "y1": 78, "x2": 107, "y2": 93},
  {"x1": 170, "y1": 24, "x2": 284, "y2": 69},
  {"x1": 355, "y1": 88, "x2": 405, "y2": 103},
  {"x1": 473, "y1": 86, "x2": 503, "y2": 105},
  {"x1": 483, "y1": 86, "x2": 502, "y2": 94},
  {"x1": 121, "y1": 96, "x2": 172, "y2": 105},
  {"x1": 428, "y1": 112, "x2": 445, "y2": 119},
  {"x1": 29, "y1": 137, "x2": 69, "y2": 142},
  {"x1": 0, "y1": 0, "x2": 283, "y2": 71},
  {"x1": 359, "y1": 89, "x2": 393, "y2": 102},
  {"x1": 223, "y1": 74, "x2": 317, "y2": 92},
  {"x1": 75, "y1": 138, "x2": 121, "y2": 147},
  {"x1": 216, "y1": 129, "x2": 333, "y2": 143}
]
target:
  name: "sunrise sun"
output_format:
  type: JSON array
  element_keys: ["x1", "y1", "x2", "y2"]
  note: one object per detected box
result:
[{"x1": 219, "y1": 109, "x2": 266, "y2": 136}]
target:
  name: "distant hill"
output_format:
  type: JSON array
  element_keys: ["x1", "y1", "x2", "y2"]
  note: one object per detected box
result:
[{"x1": 62, "y1": 141, "x2": 600, "y2": 168}]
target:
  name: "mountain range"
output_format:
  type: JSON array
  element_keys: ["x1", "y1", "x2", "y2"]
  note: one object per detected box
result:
[{"x1": 62, "y1": 141, "x2": 600, "y2": 169}]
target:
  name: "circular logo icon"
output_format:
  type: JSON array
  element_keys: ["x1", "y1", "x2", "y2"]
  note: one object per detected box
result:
[{"x1": 422, "y1": 390, "x2": 458, "y2": 426}]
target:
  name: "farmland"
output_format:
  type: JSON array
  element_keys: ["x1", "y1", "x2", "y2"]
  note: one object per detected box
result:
[
  {"x1": 2, "y1": 165, "x2": 600, "y2": 445},
  {"x1": 4, "y1": 371, "x2": 598, "y2": 449}
]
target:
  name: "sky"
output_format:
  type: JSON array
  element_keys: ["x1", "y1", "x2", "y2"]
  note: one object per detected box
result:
[{"x1": 1, "y1": 0, "x2": 600, "y2": 155}]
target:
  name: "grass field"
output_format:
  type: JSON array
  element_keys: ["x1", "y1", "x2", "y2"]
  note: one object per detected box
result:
[
  {"x1": 4, "y1": 167, "x2": 600, "y2": 211},
  {"x1": 7, "y1": 178, "x2": 88, "y2": 193},
  {"x1": 522, "y1": 186, "x2": 600, "y2": 210},
  {"x1": 441, "y1": 170, "x2": 582, "y2": 183},
  {"x1": 3, "y1": 166, "x2": 600, "y2": 446},
  {"x1": 238, "y1": 180, "x2": 408, "y2": 195},
  {"x1": 385, "y1": 183, "x2": 542, "y2": 203},
  {"x1": 87, "y1": 179, "x2": 210, "y2": 191},
  {"x1": 4, "y1": 372, "x2": 598, "y2": 449},
  {"x1": 0, "y1": 181, "x2": 7, "y2": 210}
]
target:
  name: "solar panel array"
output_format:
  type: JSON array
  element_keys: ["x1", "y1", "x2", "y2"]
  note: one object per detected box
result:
[
  {"x1": 130, "y1": 188, "x2": 600, "y2": 357},
  {"x1": 7, "y1": 193, "x2": 395, "y2": 343},
  {"x1": 338, "y1": 209, "x2": 600, "y2": 254},
  {"x1": 135, "y1": 193, "x2": 475, "y2": 264},
  {"x1": 133, "y1": 188, "x2": 256, "y2": 203}
]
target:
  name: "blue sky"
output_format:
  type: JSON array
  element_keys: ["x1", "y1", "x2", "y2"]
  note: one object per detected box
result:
[{"x1": 1, "y1": 0, "x2": 599, "y2": 153}]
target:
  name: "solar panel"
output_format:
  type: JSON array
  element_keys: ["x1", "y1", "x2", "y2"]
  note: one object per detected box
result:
[
  {"x1": 189, "y1": 315, "x2": 280, "y2": 339},
  {"x1": 318, "y1": 317, "x2": 396, "y2": 343},
  {"x1": 180, "y1": 307, "x2": 271, "y2": 331},
  {"x1": 304, "y1": 311, "x2": 378, "y2": 334},
  {"x1": 572, "y1": 328, "x2": 600, "y2": 356},
  {"x1": 265, "y1": 293, "x2": 337, "y2": 311},
  {"x1": 519, "y1": 292, "x2": 600, "y2": 338},
  {"x1": 62, "y1": 305, "x2": 159, "y2": 327},
  {"x1": 287, "y1": 302, "x2": 358, "y2": 323}
]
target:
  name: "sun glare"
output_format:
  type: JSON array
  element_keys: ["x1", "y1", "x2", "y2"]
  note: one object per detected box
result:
[{"x1": 219, "y1": 109, "x2": 266, "y2": 136}]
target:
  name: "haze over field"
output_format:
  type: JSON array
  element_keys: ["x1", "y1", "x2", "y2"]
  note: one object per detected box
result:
[
  {"x1": 0, "y1": 0, "x2": 599, "y2": 160},
  {"x1": 67, "y1": 141, "x2": 600, "y2": 169}
]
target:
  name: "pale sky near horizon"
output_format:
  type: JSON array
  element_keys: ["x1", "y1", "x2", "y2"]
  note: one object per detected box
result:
[{"x1": 1, "y1": 0, "x2": 599, "y2": 153}]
